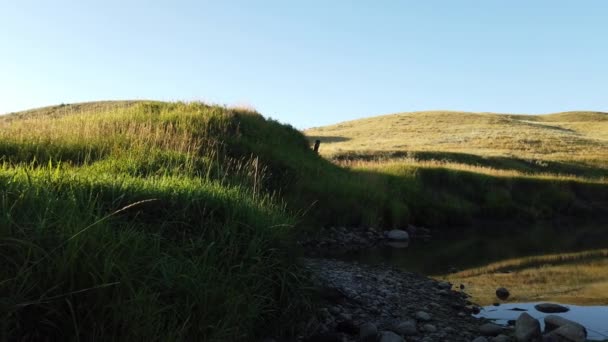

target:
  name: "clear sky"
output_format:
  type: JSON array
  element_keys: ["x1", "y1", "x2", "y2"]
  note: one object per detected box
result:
[{"x1": 1, "y1": 1, "x2": 607, "y2": 128}]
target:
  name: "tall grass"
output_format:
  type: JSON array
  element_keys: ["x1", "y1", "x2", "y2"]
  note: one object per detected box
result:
[{"x1": 0, "y1": 102, "x2": 311, "y2": 341}]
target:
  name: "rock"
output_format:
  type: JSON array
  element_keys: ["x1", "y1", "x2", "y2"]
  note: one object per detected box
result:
[
  {"x1": 393, "y1": 319, "x2": 417, "y2": 336},
  {"x1": 496, "y1": 287, "x2": 510, "y2": 300},
  {"x1": 379, "y1": 330, "x2": 405, "y2": 342},
  {"x1": 466, "y1": 305, "x2": 481, "y2": 314},
  {"x1": 534, "y1": 303, "x2": 569, "y2": 313},
  {"x1": 359, "y1": 322, "x2": 378, "y2": 342},
  {"x1": 338, "y1": 312, "x2": 353, "y2": 321},
  {"x1": 515, "y1": 312, "x2": 541, "y2": 341},
  {"x1": 336, "y1": 320, "x2": 357, "y2": 335},
  {"x1": 492, "y1": 334, "x2": 511, "y2": 342},
  {"x1": 544, "y1": 315, "x2": 586, "y2": 336},
  {"x1": 480, "y1": 323, "x2": 504, "y2": 336},
  {"x1": 473, "y1": 337, "x2": 490, "y2": 342},
  {"x1": 421, "y1": 324, "x2": 437, "y2": 333},
  {"x1": 303, "y1": 332, "x2": 343, "y2": 342},
  {"x1": 386, "y1": 229, "x2": 409, "y2": 241},
  {"x1": 548, "y1": 324, "x2": 586, "y2": 342},
  {"x1": 438, "y1": 281, "x2": 452, "y2": 290},
  {"x1": 415, "y1": 311, "x2": 432, "y2": 321}
]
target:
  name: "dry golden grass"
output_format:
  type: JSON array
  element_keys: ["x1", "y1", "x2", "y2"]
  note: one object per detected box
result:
[
  {"x1": 305, "y1": 111, "x2": 608, "y2": 169},
  {"x1": 443, "y1": 249, "x2": 608, "y2": 305}
]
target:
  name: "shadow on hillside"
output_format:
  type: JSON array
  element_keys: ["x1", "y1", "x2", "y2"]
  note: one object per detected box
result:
[
  {"x1": 306, "y1": 135, "x2": 351, "y2": 143},
  {"x1": 331, "y1": 150, "x2": 608, "y2": 179}
]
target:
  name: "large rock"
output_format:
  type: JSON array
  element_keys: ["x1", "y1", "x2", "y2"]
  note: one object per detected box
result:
[
  {"x1": 496, "y1": 287, "x2": 510, "y2": 300},
  {"x1": 544, "y1": 315, "x2": 586, "y2": 336},
  {"x1": 515, "y1": 312, "x2": 541, "y2": 341},
  {"x1": 359, "y1": 322, "x2": 378, "y2": 342},
  {"x1": 548, "y1": 324, "x2": 586, "y2": 342},
  {"x1": 479, "y1": 323, "x2": 504, "y2": 336},
  {"x1": 386, "y1": 229, "x2": 409, "y2": 241},
  {"x1": 534, "y1": 303, "x2": 569, "y2": 313},
  {"x1": 393, "y1": 319, "x2": 417, "y2": 336},
  {"x1": 379, "y1": 330, "x2": 405, "y2": 342},
  {"x1": 472, "y1": 337, "x2": 489, "y2": 342}
]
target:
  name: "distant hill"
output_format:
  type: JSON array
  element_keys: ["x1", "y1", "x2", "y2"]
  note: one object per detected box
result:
[{"x1": 305, "y1": 111, "x2": 608, "y2": 166}]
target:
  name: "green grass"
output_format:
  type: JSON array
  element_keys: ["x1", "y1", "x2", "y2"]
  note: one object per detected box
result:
[
  {"x1": 2, "y1": 101, "x2": 608, "y2": 340},
  {"x1": 0, "y1": 102, "x2": 313, "y2": 341}
]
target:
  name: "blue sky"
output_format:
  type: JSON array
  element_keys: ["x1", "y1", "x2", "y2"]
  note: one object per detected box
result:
[{"x1": 1, "y1": 1, "x2": 607, "y2": 128}]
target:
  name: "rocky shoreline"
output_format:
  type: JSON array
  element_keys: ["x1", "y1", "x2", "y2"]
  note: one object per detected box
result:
[
  {"x1": 286, "y1": 227, "x2": 592, "y2": 342},
  {"x1": 299, "y1": 258, "x2": 484, "y2": 342}
]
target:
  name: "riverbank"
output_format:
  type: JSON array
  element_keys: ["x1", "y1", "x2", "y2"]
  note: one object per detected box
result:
[{"x1": 299, "y1": 258, "x2": 485, "y2": 342}]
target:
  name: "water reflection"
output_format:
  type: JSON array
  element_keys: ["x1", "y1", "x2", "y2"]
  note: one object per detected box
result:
[{"x1": 343, "y1": 221, "x2": 608, "y2": 275}]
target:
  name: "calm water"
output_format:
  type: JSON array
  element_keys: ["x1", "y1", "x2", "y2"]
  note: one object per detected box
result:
[
  {"x1": 344, "y1": 221, "x2": 608, "y2": 275},
  {"x1": 476, "y1": 303, "x2": 608, "y2": 340}
]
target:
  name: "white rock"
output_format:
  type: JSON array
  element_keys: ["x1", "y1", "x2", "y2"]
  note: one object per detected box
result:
[{"x1": 387, "y1": 229, "x2": 409, "y2": 241}]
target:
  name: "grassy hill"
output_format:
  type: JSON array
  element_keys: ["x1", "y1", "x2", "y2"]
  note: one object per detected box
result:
[
  {"x1": 306, "y1": 111, "x2": 608, "y2": 178},
  {"x1": 2, "y1": 102, "x2": 608, "y2": 340}
]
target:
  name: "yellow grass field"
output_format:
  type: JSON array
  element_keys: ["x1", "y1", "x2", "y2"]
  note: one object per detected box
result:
[{"x1": 305, "y1": 111, "x2": 608, "y2": 171}]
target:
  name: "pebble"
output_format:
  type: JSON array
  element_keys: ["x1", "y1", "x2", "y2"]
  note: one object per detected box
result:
[{"x1": 415, "y1": 311, "x2": 432, "y2": 321}]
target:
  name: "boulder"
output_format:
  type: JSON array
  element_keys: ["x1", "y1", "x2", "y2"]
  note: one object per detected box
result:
[
  {"x1": 359, "y1": 322, "x2": 378, "y2": 342},
  {"x1": 480, "y1": 323, "x2": 504, "y2": 336},
  {"x1": 547, "y1": 324, "x2": 586, "y2": 342},
  {"x1": 544, "y1": 315, "x2": 586, "y2": 336},
  {"x1": 379, "y1": 330, "x2": 405, "y2": 342},
  {"x1": 386, "y1": 229, "x2": 409, "y2": 241},
  {"x1": 534, "y1": 303, "x2": 569, "y2": 313},
  {"x1": 496, "y1": 287, "x2": 510, "y2": 300},
  {"x1": 515, "y1": 312, "x2": 541, "y2": 341}
]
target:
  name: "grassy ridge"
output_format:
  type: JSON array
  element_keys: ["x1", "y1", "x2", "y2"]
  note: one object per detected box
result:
[{"x1": 0, "y1": 102, "x2": 312, "y2": 341}]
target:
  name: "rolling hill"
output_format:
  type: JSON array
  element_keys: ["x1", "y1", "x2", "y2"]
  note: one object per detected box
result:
[{"x1": 305, "y1": 111, "x2": 608, "y2": 169}]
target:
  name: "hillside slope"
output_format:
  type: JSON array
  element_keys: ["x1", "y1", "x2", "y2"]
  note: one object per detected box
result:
[{"x1": 305, "y1": 111, "x2": 608, "y2": 167}]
